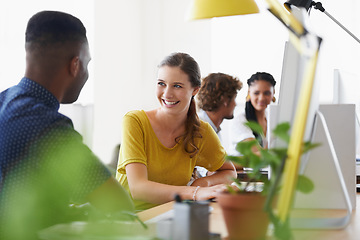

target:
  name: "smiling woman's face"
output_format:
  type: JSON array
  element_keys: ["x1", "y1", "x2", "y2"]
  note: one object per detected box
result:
[
  {"x1": 156, "y1": 66, "x2": 199, "y2": 116},
  {"x1": 248, "y1": 80, "x2": 274, "y2": 112}
]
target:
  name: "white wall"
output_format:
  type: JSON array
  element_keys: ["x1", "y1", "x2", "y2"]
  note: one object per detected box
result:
[
  {"x1": 308, "y1": 0, "x2": 360, "y2": 103},
  {"x1": 1, "y1": 0, "x2": 359, "y2": 164},
  {"x1": 0, "y1": 0, "x2": 95, "y2": 104},
  {"x1": 209, "y1": 0, "x2": 360, "y2": 152},
  {"x1": 209, "y1": 1, "x2": 289, "y2": 151},
  {"x1": 0, "y1": 0, "x2": 96, "y2": 152},
  {"x1": 92, "y1": 0, "x2": 212, "y2": 163}
]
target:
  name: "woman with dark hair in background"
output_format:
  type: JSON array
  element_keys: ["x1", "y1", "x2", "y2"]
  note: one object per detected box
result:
[
  {"x1": 116, "y1": 53, "x2": 236, "y2": 210},
  {"x1": 230, "y1": 72, "x2": 276, "y2": 155}
]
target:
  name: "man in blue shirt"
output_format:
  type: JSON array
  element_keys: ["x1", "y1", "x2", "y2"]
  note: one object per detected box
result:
[{"x1": 0, "y1": 11, "x2": 133, "y2": 240}]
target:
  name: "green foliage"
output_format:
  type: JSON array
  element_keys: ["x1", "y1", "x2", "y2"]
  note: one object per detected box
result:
[
  {"x1": 245, "y1": 121, "x2": 265, "y2": 137},
  {"x1": 296, "y1": 175, "x2": 315, "y2": 194},
  {"x1": 272, "y1": 122, "x2": 291, "y2": 143},
  {"x1": 226, "y1": 121, "x2": 320, "y2": 240},
  {"x1": 226, "y1": 120, "x2": 318, "y2": 194}
]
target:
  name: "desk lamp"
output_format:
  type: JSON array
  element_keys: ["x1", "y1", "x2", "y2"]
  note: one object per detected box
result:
[
  {"x1": 186, "y1": 0, "x2": 259, "y2": 20},
  {"x1": 284, "y1": 0, "x2": 360, "y2": 44}
]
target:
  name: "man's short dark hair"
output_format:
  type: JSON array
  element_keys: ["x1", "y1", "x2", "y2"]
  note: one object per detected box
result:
[
  {"x1": 25, "y1": 11, "x2": 87, "y2": 49},
  {"x1": 197, "y1": 73, "x2": 242, "y2": 112}
]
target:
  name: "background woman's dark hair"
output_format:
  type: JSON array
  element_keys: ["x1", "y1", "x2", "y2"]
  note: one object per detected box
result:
[
  {"x1": 158, "y1": 52, "x2": 202, "y2": 157},
  {"x1": 197, "y1": 73, "x2": 242, "y2": 112},
  {"x1": 245, "y1": 72, "x2": 276, "y2": 146}
]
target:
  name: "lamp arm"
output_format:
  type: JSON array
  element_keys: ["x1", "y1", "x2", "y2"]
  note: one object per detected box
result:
[{"x1": 312, "y1": 1, "x2": 360, "y2": 44}]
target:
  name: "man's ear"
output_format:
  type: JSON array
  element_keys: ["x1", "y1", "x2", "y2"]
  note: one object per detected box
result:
[{"x1": 69, "y1": 56, "x2": 80, "y2": 77}]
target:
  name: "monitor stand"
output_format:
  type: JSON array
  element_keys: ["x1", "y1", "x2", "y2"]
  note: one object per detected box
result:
[{"x1": 290, "y1": 104, "x2": 355, "y2": 229}]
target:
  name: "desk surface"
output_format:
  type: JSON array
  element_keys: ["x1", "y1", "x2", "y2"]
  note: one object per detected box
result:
[{"x1": 138, "y1": 194, "x2": 360, "y2": 240}]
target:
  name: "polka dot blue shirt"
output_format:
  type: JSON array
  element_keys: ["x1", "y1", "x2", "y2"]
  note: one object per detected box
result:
[{"x1": 0, "y1": 78, "x2": 111, "y2": 230}]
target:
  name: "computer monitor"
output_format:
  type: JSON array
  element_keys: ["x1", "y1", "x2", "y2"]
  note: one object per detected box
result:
[
  {"x1": 268, "y1": 43, "x2": 355, "y2": 229},
  {"x1": 333, "y1": 69, "x2": 360, "y2": 159},
  {"x1": 268, "y1": 39, "x2": 320, "y2": 151},
  {"x1": 266, "y1": 4, "x2": 353, "y2": 229}
]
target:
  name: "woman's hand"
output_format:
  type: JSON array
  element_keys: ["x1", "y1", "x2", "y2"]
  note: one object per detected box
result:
[
  {"x1": 125, "y1": 163, "x2": 229, "y2": 204},
  {"x1": 194, "y1": 184, "x2": 228, "y2": 201},
  {"x1": 191, "y1": 176, "x2": 210, "y2": 187},
  {"x1": 191, "y1": 161, "x2": 237, "y2": 187}
]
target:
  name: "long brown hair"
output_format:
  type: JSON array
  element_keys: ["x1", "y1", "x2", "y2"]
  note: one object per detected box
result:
[{"x1": 158, "y1": 52, "x2": 202, "y2": 157}]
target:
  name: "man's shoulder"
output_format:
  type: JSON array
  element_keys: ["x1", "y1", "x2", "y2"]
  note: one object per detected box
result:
[
  {"x1": 1, "y1": 96, "x2": 66, "y2": 125},
  {"x1": 197, "y1": 109, "x2": 207, "y2": 120},
  {"x1": 0, "y1": 89, "x2": 73, "y2": 143},
  {"x1": 0, "y1": 84, "x2": 21, "y2": 104}
]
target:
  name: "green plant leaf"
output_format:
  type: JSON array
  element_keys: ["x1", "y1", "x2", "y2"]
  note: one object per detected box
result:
[
  {"x1": 235, "y1": 139, "x2": 257, "y2": 155},
  {"x1": 268, "y1": 213, "x2": 293, "y2": 240},
  {"x1": 225, "y1": 155, "x2": 246, "y2": 166},
  {"x1": 303, "y1": 141, "x2": 321, "y2": 154},
  {"x1": 245, "y1": 121, "x2": 264, "y2": 136},
  {"x1": 272, "y1": 122, "x2": 291, "y2": 143},
  {"x1": 225, "y1": 120, "x2": 318, "y2": 201},
  {"x1": 259, "y1": 148, "x2": 280, "y2": 166},
  {"x1": 297, "y1": 174, "x2": 314, "y2": 194},
  {"x1": 271, "y1": 148, "x2": 288, "y2": 159},
  {"x1": 247, "y1": 154, "x2": 261, "y2": 170}
]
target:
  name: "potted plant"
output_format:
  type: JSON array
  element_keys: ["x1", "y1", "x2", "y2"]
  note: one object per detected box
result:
[{"x1": 217, "y1": 121, "x2": 318, "y2": 240}]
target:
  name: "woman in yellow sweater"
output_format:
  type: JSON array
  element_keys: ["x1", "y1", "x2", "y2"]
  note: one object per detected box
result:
[{"x1": 116, "y1": 52, "x2": 236, "y2": 210}]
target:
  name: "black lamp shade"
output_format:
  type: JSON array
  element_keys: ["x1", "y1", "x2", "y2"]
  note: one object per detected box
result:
[{"x1": 284, "y1": 0, "x2": 313, "y2": 11}]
